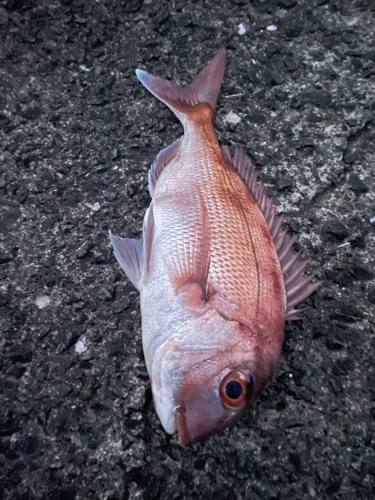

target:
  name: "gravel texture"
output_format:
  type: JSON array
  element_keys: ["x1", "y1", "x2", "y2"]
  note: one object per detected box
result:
[{"x1": 1, "y1": 0, "x2": 375, "y2": 499}]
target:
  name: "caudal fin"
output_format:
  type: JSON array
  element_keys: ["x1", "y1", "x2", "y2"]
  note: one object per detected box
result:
[{"x1": 136, "y1": 48, "x2": 226, "y2": 124}]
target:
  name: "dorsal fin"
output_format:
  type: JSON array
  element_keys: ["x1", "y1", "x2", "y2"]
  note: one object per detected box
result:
[{"x1": 223, "y1": 147, "x2": 320, "y2": 320}]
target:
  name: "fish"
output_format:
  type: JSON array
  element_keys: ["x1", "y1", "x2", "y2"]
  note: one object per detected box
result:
[{"x1": 109, "y1": 48, "x2": 320, "y2": 445}]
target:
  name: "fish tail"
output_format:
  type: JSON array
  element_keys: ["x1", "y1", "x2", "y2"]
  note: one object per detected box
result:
[{"x1": 136, "y1": 48, "x2": 226, "y2": 124}]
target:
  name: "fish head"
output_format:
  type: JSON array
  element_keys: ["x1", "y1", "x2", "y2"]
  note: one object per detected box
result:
[{"x1": 151, "y1": 308, "x2": 279, "y2": 445}]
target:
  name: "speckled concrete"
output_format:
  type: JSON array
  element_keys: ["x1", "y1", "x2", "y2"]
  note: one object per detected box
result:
[{"x1": 0, "y1": 0, "x2": 374, "y2": 499}]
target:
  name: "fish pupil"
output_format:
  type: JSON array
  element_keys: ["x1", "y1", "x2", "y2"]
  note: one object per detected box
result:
[{"x1": 225, "y1": 380, "x2": 242, "y2": 400}]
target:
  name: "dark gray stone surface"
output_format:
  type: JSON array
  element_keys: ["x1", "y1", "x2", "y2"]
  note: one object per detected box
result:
[{"x1": 0, "y1": 0, "x2": 374, "y2": 499}]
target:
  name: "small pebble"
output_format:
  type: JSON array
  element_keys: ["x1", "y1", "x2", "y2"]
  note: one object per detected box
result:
[
  {"x1": 224, "y1": 111, "x2": 241, "y2": 125},
  {"x1": 75, "y1": 341, "x2": 87, "y2": 354},
  {"x1": 238, "y1": 23, "x2": 246, "y2": 35},
  {"x1": 35, "y1": 296, "x2": 50, "y2": 309}
]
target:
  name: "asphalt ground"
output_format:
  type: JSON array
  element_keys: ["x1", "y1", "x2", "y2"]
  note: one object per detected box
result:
[{"x1": 0, "y1": 0, "x2": 374, "y2": 499}]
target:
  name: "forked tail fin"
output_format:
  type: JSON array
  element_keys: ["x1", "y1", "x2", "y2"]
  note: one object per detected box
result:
[{"x1": 136, "y1": 48, "x2": 227, "y2": 124}]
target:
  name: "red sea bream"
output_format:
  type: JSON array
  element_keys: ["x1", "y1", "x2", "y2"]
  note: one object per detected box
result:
[{"x1": 109, "y1": 49, "x2": 319, "y2": 445}]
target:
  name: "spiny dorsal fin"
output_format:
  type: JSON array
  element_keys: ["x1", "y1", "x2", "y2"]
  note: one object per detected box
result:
[{"x1": 223, "y1": 147, "x2": 320, "y2": 319}]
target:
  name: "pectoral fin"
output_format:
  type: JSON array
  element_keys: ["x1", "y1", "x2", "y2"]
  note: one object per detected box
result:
[{"x1": 164, "y1": 190, "x2": 211, "y2": 305}]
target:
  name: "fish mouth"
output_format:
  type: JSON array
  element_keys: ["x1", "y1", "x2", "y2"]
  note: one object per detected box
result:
[
  {"x1": 174, "y1": 403, "x2": 234, "y2": 446},
  {"x1": 175, "y1": 405, "x2": 191, "y2": 446}
]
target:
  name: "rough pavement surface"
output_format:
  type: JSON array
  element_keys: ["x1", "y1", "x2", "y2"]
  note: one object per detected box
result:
[{"x1": 1, "y1": 0, "x2": 374, "y2": 499}]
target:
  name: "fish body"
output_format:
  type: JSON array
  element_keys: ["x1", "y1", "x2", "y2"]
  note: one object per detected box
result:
[{"x1": 110, "y1": 49, "x2": 319, "y2": 444}]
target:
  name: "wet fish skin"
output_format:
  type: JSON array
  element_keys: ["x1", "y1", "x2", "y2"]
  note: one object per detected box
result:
[{"x1": 110, "y1": 49, "x2": 319, "y2": 445}]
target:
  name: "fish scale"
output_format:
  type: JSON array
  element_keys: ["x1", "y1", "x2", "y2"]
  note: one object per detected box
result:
[
  {"x1": 202, "y1": 144, "x2": 283, "y2": 326},
  {"x1": 170, "y1": 135, "x2": 251, "y2": 302}
]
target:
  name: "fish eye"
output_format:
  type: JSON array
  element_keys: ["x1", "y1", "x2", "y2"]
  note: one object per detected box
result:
[
  {"x1": 219, "y1": 371, "x2": 252, "y2": 408},
  {"x1": 225, "y1": 380, "x2": 243, "y2": 399}
]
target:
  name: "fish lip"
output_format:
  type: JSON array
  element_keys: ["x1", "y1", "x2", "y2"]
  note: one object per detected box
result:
[
  {"x1": 174, "y1": 405, "x2": 191, "y2": 446},
  {"x1": 174, "y1": 403, "x2": 233, "y2": 446}
]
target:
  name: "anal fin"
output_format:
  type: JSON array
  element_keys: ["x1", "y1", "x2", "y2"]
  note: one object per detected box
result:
[
  {"x1": 148, "y1": 139, "x2": 182, "y2": 197},
  {"x1": 143, "y1": 201, "x2": 155, "y2": 274}
]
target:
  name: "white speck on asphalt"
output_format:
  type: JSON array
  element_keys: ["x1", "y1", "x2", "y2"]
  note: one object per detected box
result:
[
  {"x1": 86, "y1": 202, "x2": 101, "y2": 212},
  {"x1": 238, "y1": 23, "x2": 246, "y2": 35},
  {"x1": 224, "y1": 111, "x2": 241, "y2": 125},
  {"x1": 75, "y1": 341, "x2": 87, "y2": 354},
  {"x1": 35, "y1": 296, "x2": 51, "y2": 309}
]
